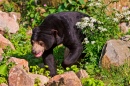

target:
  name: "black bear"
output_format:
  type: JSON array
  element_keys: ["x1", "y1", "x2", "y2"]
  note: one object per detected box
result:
[{"x1": 31, "y1": 12, "x2": 89, "y2": 76}]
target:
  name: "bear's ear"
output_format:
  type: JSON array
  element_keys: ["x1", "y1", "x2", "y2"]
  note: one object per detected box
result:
[
  {"x1": 51, "y1": 29, "x2": 62, "y2": 44},
  {"x1": 51, "y1": 29, "x2": 58, "y2": 37}
]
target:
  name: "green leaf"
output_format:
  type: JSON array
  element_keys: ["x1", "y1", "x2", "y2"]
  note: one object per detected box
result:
[
  {"x1": 0, "y1": 64, "x2": 8, "y2": 76},
  {"x1": 49, "y1": 8, "x2": 56, "y2": 14},
  {"x1": 78, "y1": 0, "x2": 85, "y2": 5},
  {"x1": 68, "y1": 0, "x2": 72, "y2": 4},
  {"x1": 71, "y1": 1, "x2": 77, "y2": 5},
  {"x1": 30, "y1": 13, "x2": 34, "y2": 18}
]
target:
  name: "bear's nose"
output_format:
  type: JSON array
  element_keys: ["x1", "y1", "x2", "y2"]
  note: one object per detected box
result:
[{"x1": 32, "y1": 50, "x2": 36, "y2": 54}]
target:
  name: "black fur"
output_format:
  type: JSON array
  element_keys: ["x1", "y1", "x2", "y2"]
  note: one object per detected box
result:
[{"x1": 31, "y1": 12, "x2": 89, "y2": 76}]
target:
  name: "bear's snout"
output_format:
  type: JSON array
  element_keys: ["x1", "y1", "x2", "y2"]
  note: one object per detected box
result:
[{"x1": 32, "y1": 42, "x2": 45, "y2": 57}]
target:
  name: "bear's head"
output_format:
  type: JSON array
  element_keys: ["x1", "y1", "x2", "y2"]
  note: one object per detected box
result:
[{"x1": 31, "y1": 27, "x2": 56, "y2": 57}]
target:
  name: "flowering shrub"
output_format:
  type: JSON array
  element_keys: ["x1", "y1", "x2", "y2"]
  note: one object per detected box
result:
[
  {"x1": 74, "y1": 0, "x2": 121, "y2": 73},
  {"x1": 114, "y1": 7, "x2": 130, "y2": 23},
  {"x1": 76, "y1": 16, "x2": 107, "y2": 45}
]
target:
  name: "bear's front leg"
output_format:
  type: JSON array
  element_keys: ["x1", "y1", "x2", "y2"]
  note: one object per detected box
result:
[
  {"x1": 42, "y1": 50, "x2": 57, "y2": 77},
  {"x1": 62, "y1": 44, "x2": 83, "y2": 68}
]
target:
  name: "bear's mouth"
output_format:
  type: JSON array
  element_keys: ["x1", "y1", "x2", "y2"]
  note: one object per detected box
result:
[{"x1": 34, "y1": 51, "x2": 43, "y2": 58}]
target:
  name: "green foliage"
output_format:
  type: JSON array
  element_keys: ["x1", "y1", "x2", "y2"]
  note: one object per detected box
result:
[
  {"x1": 81, "y1": 78, "x2": 104, "y2": 86},
  {"x1": 30, "y1": 65, "x2": 50, "y2": 77},
  {"x1": 21, "y1": 0, "x2": 43, "y2": 28},
  {"x1": 34, "y1": 77, "x2": 41, "y2": 86},
  {"x1": 75, "y1": 0, "x2": 121, "y2": 69},
  {"x1": 2, "y1": 2, "x2": 15, "y2": 12},
  {"x1": 57, "y1": 0, "x2": 86, "y2": 12},
  {"x1": 66, "y1": 65, "x2": 79, "y2": 73},
  {"x1": 100, "y1": 64, "x2": 130, "y2": 86},
  {"x1": 0, "y1": 57, "x2": 14, "y2": 84},
  {"x1": 0, "y1": 60, "x2": 8, "y2": 84}
]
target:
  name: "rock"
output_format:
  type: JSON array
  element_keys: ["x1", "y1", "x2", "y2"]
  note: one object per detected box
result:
[
  {"x1": 0, "y1": 11, "x2": 19, "y2": 34},
  {"x1": 0, "y1": 83, "x2": 8, "y2": 86},
  {"x1": 0, "y1": 30, "x2": 4, "y2": 35},
  {"x1": 29, "y1": 73, "x2": 49, "y2": 86},
  {"x1": 8, "y1": 57, "x2": 29, "y2": 72},
  {"x1": 76, "y1": 69, "x2": 89, "y2": 79},
  {"x1": 8, "y1": 66, "x2": 33, "y2": 86},
  {"x1": 9, "y1": 12, "x2": 21, "y2": 21},
  {"x1": 119, "y1": 22, "x2": 130, "y2": 34},
  {"x1": 47, "y1": 71, "x2": 82, "y2": 86},
  {"x1": 0, "y1": 34, "x2": 15, "y2": 50},
  {"x1": 120, "y1": 35, "x2": 130, "y2": 41},
  {"x1": 100, "y1": 39, "x2": 130, "y2": 68}
]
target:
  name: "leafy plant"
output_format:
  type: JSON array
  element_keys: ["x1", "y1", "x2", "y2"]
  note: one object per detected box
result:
[
  {"x1": 75, "y1": 0, "x2": 121, "y2": 70},
  {"x1": 66, "y1": 65, "x2": 79, "y2": 73},
  {"x1": 0, "y1": 57, "x2": 14, "y2": 84},
  {"x1": 57, "y1": 0, "x2": 86, "y2": 12},
  {"x1": 21, "y1": 0, "x2": 43, "y2": 28},
  {"x1": 30, "y1": 65, "x2": 50, "y2": 77},
  {"x1": 81, "y1": 77, "x2": 104, "y2": 86},
  {"x1": 34, "y1": 77, "x2": 41, "y2": 86}
]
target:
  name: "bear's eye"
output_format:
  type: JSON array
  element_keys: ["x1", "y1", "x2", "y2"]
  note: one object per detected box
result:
[
  {"x1": 31, "y1": 40, "x2": 34, "y2": 45},
  {"x1": 39, "y1": 41, "x2": 44, "y2": 46}
]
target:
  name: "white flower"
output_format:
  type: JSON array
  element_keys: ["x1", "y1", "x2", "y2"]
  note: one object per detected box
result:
[
  {"x1": 88, "y1": 3, "x2": 94, "y2": 6},
  {"x1": 113, "y1": 18, "x2": 119, "y2": 22},
  {"x1": 127, "y1": 11, "x2": 130, "y2": 15},
  {"x1": 88, "y1": 23, "x2": 94, "y2": 28},
  {"x1": 123, "y1": 12, "x2": 128, "y2": 16},
  {"x1": 84, "y1": 38, "x2": 88, "y2": 41},
  {"x1": 122, "y1": 6, "x2": 129, "y2": 11},
  {"x1": 115, "y1": 13, "x2": 120, "y2": 17},
  {"x1": 97, "y1": 21, "x2": 102, "y2": 24},
  {"x1": 98, "y1": 0, "x2": 102, "y2": 2},
  {"x1": 127, "y1": 16, "x2": 130, "y2": 20},
  {"x1": 82, "y1": 17, "x2": 90, "y2": 21},
  {"x1": 98, "y1": 27, "x2": 107, "y2": 32},
  {"x1": 95, "y1": 2, "x2": 102, "y2": 6},
  {"x1": 91, "y1": 41, "x2": 95, "y2": 44},
  {"x1": 84, "y1": 38, "x2": 89, "y2": 44},
  {"x1": 90, "y1": 17, "x2": 97, "y2": 22}
]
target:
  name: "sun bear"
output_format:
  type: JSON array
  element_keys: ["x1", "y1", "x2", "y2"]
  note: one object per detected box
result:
[{"x1": 31, "y1": 12, "x2": 89, "y2": 76}]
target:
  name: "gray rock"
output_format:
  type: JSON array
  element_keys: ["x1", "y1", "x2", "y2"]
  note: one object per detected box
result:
[{"x1": 100, "y1": 39, "x2": 130, "y2": 68}]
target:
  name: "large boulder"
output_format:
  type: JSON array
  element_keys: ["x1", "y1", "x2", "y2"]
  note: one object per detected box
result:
[
  {"x1": 47, "y1": 71, "x2": 82, "y2": 86},
  {"x1": 29, "y1": 73, "x2": 49, "y2": 86},
  {"x1": 8, "y1": 57, "x2": 29, "y2": 72},
  {"x1": 8, "y1": 57, "x2": 49, "y2": 86},
  {"x1": 8, "y1": 66, "x2": 34, "y2": 86},
  {"x1": 0, "y1": 11, "x2": 19, "y2": 34},
  {"x1": 100, "y1": 38, "x2": 130, "y2": 68}
]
